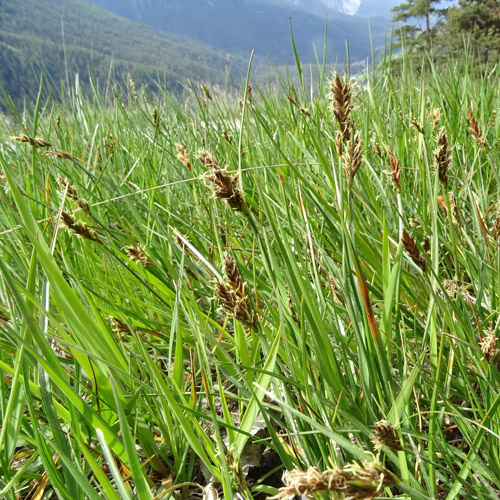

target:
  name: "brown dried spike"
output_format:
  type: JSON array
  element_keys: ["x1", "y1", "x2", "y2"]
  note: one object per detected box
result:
[
  {"x1": 434, "y1": 127, "x2": 451, "y2": 186},
  {"x1": 11, "y1": 134, "x2": 52, "y2": 148},
  {"x1": 410, "y1": 115, "x2": 425, "y2": 135},
  {"x1": 56, "y1": 176, "x2": 90, "y2": 213},
  {"x1": 200, "y1": 81, "x2": 212, "y2": 101},
  {"x1": 371, "y1": 420, "x2": 402, "y2": 451},
  {"x1": 125, "y1": 244, "x2": 152, "y2": 266},
  {"x1": 328, "y1": 72, "x2": 352, "y2": 144},
  {"x1": 271, "y1": 462, "x2": 395, "y2": 499},
  {"x1": 204, "y1": 168, "x2": 247, "y2": 212},
  {"x1": 216, "y1": 281, "x2": 236, "y2": 313},
  {"x1": 176, "y1": 144, "x2": 192, "y2": 172},
  {"x1": 343, "y1": 131, "x2": 363, "y2": 183},
  {"x1": 197, "y1": 150, "x2": 221, "y2": 170},
  {"x1": 222, "y1": 254, "x2": 256, "y2": 328},
  {"x1": 480, "y1": 331, "x2": 497, "y2": 363},
  {"x1": 402, "y1": 228, "x2": 427, "y2": 271},
  {"x1": 60, "y1": 211, "x2": 102, "y2": 244},
  {"x1": 467, "y1": 104, "x2": 487, "y2": 151},
  {"x1": 224, "y1": 253, "x2": 245, "y2": 299},
  {"x1": 386, "y1": 146, "x2": 401, "y2": 192}
]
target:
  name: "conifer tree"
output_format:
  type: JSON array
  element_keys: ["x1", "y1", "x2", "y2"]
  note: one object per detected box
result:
[{"x1": 392, "y1": 0, "x2": 449, "y2": 51}]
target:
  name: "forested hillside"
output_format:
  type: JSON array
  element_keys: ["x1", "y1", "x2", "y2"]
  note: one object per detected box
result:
[{"x1": 0, "y1": 0, "x2": 247, "y2": 109}]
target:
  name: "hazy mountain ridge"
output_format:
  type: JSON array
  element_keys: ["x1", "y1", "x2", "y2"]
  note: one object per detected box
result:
[{"x1": 89, "y1": 0, "x2": 389, "y2": 65}]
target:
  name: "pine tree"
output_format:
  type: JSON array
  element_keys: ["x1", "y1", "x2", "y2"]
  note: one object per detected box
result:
[{"x1": 392, "y1": 0, "x2": 449, "y2": 51}]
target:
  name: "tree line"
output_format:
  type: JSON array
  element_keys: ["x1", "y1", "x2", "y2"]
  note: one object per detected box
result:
[{"x1": 392, "y1": 0, "x2": 500, "y2": 63}]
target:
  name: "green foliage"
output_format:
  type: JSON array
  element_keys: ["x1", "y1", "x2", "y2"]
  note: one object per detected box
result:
[
  {"x1": 446, "y1": 0, "x2": 500, "y2": 62},
  {"x1": 392, "y1": 0, "x2": 500, "y2": 64},
  {"x1": 1, "y1": 44, "x2": 500, "y2": 499}
]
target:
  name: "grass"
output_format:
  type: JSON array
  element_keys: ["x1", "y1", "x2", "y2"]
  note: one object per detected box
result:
[{"x1": 0, "y1": 48, "x2": 500, "y2": 499}]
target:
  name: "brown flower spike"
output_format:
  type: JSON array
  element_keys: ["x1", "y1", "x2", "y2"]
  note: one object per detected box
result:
[
  {"x1": 217, "y1": 254, "x2": 256, "y2": 328},
  {"x1": 271, "y1": 461, "x2": 395, "y2": 499},
  {"x1": 467, "y1": 104, "x2": 487, "y2": 152},
  {"x1": 329, "y1": 72, "x2": 352, "y2": 145},
  {"x1": 343, "y1": 131, "x2": 363, "y2": 185},
  {"x1": 198, "y1": 150, "x2": 248, "y2": 213},
  {"x1": 371, "y1": 420, "x2": 402, "y2": 451},
  {"x1": 386, "y1": 146, "x2": 401, "y2": 193},
  {"x1": 56, "y1": 176, "x2": 90, "y2": 213},
  {"x1": 60, "y1": 211, "x2": 102, "y2": 244},
  {"x1": 11, "y1": 134, "x2": 52, "y2": 148},
  {"x1": 402, "y1": 228, "x2": 426, "y2": 272},
  {"x1": 434, "y1": 127, "x2": 451, "y2": 186}
]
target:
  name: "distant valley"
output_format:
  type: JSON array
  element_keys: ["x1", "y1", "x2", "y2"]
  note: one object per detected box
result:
[
  {"x1": 89, "y1": 0, "x2": 390, "y2": 64},
  {"x1": 0, "y1": 0, "x2": 392, "y2": 110}
]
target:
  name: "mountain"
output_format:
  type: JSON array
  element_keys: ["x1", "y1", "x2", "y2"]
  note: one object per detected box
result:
[
  {"x1": 0, "y1": 0, "x2": 247, "y2": 109},
  {"x1": 89, "y1": 0, "x2": 389, "y2": 65}
]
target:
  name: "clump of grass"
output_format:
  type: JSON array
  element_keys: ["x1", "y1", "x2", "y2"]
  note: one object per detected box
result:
[{"x1": 1, "y1": 44, "x2": 500, "y2": 500}]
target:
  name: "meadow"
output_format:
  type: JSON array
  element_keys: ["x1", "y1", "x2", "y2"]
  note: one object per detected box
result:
[{"x1": 0, "y1": 50, "x2": 500, "y2": 499}]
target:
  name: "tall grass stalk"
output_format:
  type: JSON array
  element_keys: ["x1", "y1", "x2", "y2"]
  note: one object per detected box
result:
[{"x1": 0, "y1": 47, "x2": 499, "y2": 499}]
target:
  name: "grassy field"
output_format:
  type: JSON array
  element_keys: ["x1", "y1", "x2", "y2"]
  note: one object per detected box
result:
[{"x1": 1, "y1": 49, "x2": 500, "y2": 499}]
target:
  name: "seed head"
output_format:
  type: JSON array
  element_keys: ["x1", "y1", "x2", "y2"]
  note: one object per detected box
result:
[
  {"x1": 410, "y1": 115, "x2": 425, "y2": 135},
  {"x1": 343, "y1": 131, "x2": 363, "y2": 185},
  {"x1": 56, "y1": 176, "x2": 90, "y2": 213},
  {"x1": 11, "y1": 135, "x2": 52, "y2": 148},
  {"x1": 328, "y1": 72, "x2": 352, "y2": 146},
  {"x1": 402, "y1": 228, "x2": 426, "y2": 272},
  {"x1": 128, "y1": 76, "x2": 139, "y2": 104},
  {"x1": 434, "y1": 127, "x2": 451, "y2": 186},
  {"x1": 480, "y1": 330, "x2": 497, "y2": 363},
  {"x1": 216, "y1": 254, "x2": 256, "y2": 328},
  {"x1": 371, "y1": 420, "x2": 402, "y2": 451},
  {"x1": 176, "y1": 144, "x2": 192, "y2": 172},
  {"x1": 200, "y1": 81, "x2": 212, "y2": 101},
  {"x1": 271, "y1": 461, "x2": 395, "y2": 499},
  {"x1": 386, "y1": 146, "x2": 401, "y2": 193},
  {"x1": 125, "y1": 244, "x2": 152, "y2": 266},
  {"x1": 467, "y1": 104, "x2": 487, "y2": 153},
  {"x1": 60, "y1": 211, "x2": 102, "y2": 244},
  {"x1": 197, "y1": 150, "x2": 221, "y2": 170}
]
